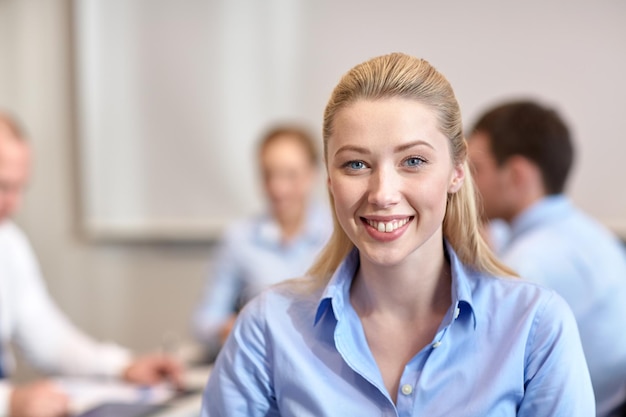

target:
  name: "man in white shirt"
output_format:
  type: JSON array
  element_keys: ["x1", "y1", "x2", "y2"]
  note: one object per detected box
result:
[{"x1": 0, "y1": 112, "x2": 183, "y2": 417}]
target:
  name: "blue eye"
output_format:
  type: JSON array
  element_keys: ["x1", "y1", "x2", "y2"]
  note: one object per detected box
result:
[
  {"x1": 404, "y1": 157, "x2": 425, "y2": 167},
  {"x1": 347, "y1": 161, "x2": 366, "y2": 170}
]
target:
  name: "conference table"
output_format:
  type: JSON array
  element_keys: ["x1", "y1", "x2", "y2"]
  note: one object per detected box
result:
[
  {"x1": 62, "y1": 365, "x2": 211, "y2": 417},
  {"x1": 152, "y1": 390, "x2": 204, "y2": 417},
  {"x1": 152, "y1": 365, "x2": 209, "y2": 417}
]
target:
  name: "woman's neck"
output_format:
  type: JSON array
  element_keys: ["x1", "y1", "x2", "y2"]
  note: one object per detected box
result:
[
  {"x1": 351, "y1": 247, "x2": 451, "y2": 321},
  {"x1": 277, "y1": 211, "x2": 306, "y2": 243},
  {"x1": 278, "y1": 216, "x2": 304, "y2": 242}
]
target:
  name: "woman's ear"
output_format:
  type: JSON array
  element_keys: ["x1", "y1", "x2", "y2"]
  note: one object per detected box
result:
[{"x1": 448, "y1": 163, "x2": 465, "y2": 194}]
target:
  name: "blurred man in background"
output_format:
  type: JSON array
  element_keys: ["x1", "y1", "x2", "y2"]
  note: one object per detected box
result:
[
  {"x1": 468, "y1": 100, "x2": 626, "y2": 417},
  {"x1": 0, "y1": 111, "x2": 183, "y2": 417}
]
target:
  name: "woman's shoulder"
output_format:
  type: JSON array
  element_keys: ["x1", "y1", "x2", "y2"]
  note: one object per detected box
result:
[
  {"x1": 469, "y1": 267, "x2": 573, "y2": 321},
  {"x1": 237, "y1": 277, "x2": 323, "y2": 324},
  {"x1": 471, "y1": 263, "x2": 546, "y2": 291},
  {"x1": 224, "y1": 277, "x2": 324, "y2": 358},
  {"x1": 220, "y1": 215, "x2": 261, "y2": 239}
]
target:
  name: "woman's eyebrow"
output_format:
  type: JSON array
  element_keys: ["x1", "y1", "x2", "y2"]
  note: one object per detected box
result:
[
  {"x1": 333, "y1": 144, "x2": 370, "y2": 158},
  {"x1": 333, "y1": 139, "x2": 435, "y2": 158},
  {"x1": 394, "y1": 140, "x2": 434, "y2": 153}
]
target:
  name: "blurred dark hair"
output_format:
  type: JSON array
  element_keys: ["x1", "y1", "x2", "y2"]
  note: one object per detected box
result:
[{"x1": 471, "y1": 100, "x2": 574, "y2": 194}]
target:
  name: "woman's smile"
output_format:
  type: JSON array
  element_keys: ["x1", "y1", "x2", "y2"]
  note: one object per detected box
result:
[{"x1": 361, "y1": 215, "x2": 414, "y2": 242}]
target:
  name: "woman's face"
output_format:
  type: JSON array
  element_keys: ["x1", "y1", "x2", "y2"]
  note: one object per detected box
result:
[
  {"x1": 326, "y1": 98, "x2": 464, "y2": 267},
  {"x1": 261, "y1": 135, "x2": 317, "y2": 227}
]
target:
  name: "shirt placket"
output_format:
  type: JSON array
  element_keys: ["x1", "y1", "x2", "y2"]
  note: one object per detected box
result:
[{"x1": 396, "y1": 303, "x2": 461, "y2": 417}]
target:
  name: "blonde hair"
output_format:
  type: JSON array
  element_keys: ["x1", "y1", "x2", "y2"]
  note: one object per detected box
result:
[{"x1": 308, "y1": 52, "x2": 516, "y2": 284}]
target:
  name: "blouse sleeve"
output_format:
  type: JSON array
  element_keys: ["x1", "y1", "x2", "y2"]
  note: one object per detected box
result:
[
  {"x1": 200, "y1": 295, "x2": 279, "y2": 417},
  {"x1": 518, "y1": 291, "x2": 595, "y2": 416}
]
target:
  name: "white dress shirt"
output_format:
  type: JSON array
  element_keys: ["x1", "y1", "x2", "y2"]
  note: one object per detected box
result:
[{"x1": 0, "y1": 221, "x2": 131, "y2": 415}]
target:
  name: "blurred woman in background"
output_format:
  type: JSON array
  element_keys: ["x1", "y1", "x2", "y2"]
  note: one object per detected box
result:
[{"x1": 192, "y1": 125, "x2": 331, "y2": 358}]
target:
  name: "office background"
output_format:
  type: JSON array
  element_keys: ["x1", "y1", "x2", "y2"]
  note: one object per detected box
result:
[{"x1": 0, "y1": 0, "x2": 624, "y2": 378}]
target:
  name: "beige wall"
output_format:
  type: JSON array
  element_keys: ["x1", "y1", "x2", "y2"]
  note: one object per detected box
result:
[
  {"x1": 69, "y1": 0, "x2": 626, "y2": 240},
  {"x1": 1, "y1": 0, "x2": 624, "y2": 379},
  {"x1": 0, "y1": 0, "x2": 211, "y2": 375}
]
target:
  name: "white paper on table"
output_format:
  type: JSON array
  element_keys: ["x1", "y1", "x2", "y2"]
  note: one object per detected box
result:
[{"x1": 53, "y1": 377, "x2": 177, "y2": 415}]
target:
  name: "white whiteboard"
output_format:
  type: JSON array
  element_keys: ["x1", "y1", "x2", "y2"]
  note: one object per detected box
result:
[{"x1": 74, "y1": 0, "x2": 626, "y2": 241}]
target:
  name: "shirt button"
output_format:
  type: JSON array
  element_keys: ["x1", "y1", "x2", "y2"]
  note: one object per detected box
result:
[
  {"x1": 454, "y1": 307, "x2": 460, "y2": 319},
  {"x1": 401, "y1": 384, "x2": 413, "y2": 396},
  {"x1": 432, "y1": 341, "x2": 441, "y2": 348}
]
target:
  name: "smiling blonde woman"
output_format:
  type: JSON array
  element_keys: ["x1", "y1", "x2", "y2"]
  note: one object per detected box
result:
[{"x1": 201, "y1": 53, "x2": 594, "y2": 417}]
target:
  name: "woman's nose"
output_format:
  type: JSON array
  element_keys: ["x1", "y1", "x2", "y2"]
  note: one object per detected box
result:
[{"x1": 367, "y1": 167, "x2": 401, "y2": 208}]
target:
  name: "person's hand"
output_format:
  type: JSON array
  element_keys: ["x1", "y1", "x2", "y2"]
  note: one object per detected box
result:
[
  {"x1": 219, "y1": 315, "x2": 237, "y2": 345},
  {"x1": 9, "y1": 380, "x2": 69, "y2": 417},
  {"x1": 122, "y1": 353, "x2": 184, "y2": 388}
]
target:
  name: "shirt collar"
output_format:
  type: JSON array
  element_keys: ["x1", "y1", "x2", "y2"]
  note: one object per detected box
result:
[
  {"x1": 314, "y1": 247, "x2": 359, "y2": 324},
  {"x1": 255, "y1": 203, "x2": 328, "y2": 247},
  {"x1": 444, "y1": 240, "x2": 477, "y2": 329},
  {"x1": 510, "y1": 195, "x2": 571, "y2": 240},
  {"x1": 314, "y1": 241, "x2": 477, "y2": 328}
]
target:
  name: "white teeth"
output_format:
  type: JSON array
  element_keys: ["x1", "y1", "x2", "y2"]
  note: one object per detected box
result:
[{"x1": 367, "y1": 218, "x2": 410, "y2": 233}]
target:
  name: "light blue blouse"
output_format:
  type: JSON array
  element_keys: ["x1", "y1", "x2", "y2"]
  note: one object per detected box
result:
[
  {"x1": 201, "y1": 243, "x2": 594, "y2": 416},
  {"x1": 193, "y1": 203, "x2": 332, "y2": 349},
  {"x1": 499, "y1": 195, "x2": 626, "y2": 417}
]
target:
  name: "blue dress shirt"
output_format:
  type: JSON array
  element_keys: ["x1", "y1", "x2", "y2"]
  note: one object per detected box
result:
[
  {"x1": 498, "y1": 195, "x2": 626, "y2": 417},
  {"x1": 193, "y1": 203, "x2": 332, "y2": 349},
  {"x1": 201, "y1": 243, "x2": 594, "y2": 416}
]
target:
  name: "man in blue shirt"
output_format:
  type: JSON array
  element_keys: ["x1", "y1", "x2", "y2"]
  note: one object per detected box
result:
[{"x1": 468, "y1": 100, "x2": 626, "y2": 417}]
